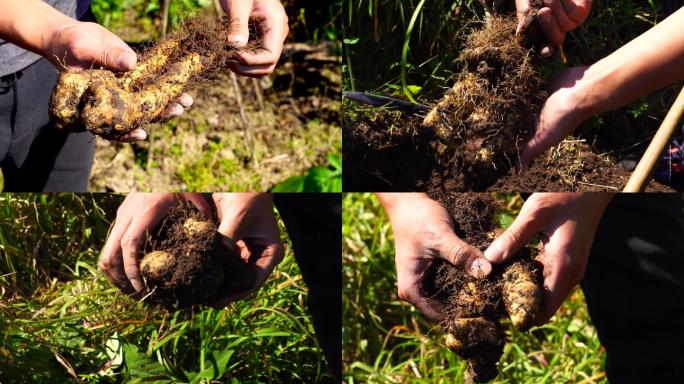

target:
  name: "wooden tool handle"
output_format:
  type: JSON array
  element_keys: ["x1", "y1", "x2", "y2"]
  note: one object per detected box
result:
[{"x1": 623, "y1": 85, "x2": 684, "y2": 192}]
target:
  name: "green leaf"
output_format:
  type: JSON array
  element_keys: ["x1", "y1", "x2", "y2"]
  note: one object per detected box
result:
[{"x1": 271, "y1": 175, "x2": 305, "y2": 192}]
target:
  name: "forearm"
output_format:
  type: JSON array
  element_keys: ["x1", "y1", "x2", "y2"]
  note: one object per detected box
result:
[
  {"x1": 0, "y1": 0, "x2": 76, "y2": 57},
  {"x1": 576, "y1": 7, "x2": 684, "y2": 117}
]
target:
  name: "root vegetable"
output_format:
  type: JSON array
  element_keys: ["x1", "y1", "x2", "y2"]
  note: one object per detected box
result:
[
  {"x1": 49, "y1": 16, "x2": 261, "y2": 140},
  {"x1": 420, "y1": 194, "x2": 544, "y2": 382},
  {"x1": 501, "y1": 257, "x2": 543, "y2": 331},
  {"x1": 421, "y1": 15, "x2": 546, "y2": 188}
]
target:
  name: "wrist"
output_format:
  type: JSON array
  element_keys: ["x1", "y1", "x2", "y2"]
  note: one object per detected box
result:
[{"x1": 376, "y1": 193, "x2": 430, "y2": 216}]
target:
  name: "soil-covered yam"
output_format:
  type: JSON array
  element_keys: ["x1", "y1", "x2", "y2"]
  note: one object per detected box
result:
[
  {"x1": 418, "y1": 193, "x2": 545, "y2": 382},
  {"x1": 421, "y1": 16, "x2": 546, "y2": 187},
  {"x1": 501, "y1": 252, "x2": 543, "y2": 330},
  {"x1": 49, "y1": 16, "x2": 261, "y2": 139},
  {"x1": 140, "y1": 202, "x2": 255, "y2": 309}
]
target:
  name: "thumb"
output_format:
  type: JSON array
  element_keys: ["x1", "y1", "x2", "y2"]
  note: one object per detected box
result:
[
  {"x1": 484, "y1": 214, "x2": 540, "y2": 264},
  {"x1": 439, "y1": 232, "x2": 492, "y2": 278},
  {"x1": 519, "y1": 125, "x2": 550, "y2": 171},
  {"x1": 221, "y1": 0, "x2": 254, "y2": 48},
  {"x1": 93, "y1": 44, "x2": 137, "y2": 71}
]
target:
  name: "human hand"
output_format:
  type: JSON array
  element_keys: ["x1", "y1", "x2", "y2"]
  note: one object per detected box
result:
[
  {"x1": 377, "y1": 193, "x2": 493, "y2": 322},
  {"x1": 99, "y1": 193, "x2": 213, "y2": 294},
  {"x1": 519, "y1": 65, "x2": 592, "y2": 169},
  {"x1": 220, "y1": 0, "x2": 289, "y2": 77},
  {"x1": 44, "y1": 21, "x2": 194, "y2": 142},
  {"x1": 515, "y1": 0, "x2": 592, "y2": 57},
  {"x1": 484, "y1": 193, "x2": 612, "y2": 325},
  {"x1": 210, "y1": 193, "x2": 284, "y2": 306}
]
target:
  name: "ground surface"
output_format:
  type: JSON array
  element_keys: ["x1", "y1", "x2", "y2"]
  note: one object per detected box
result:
[
  {"x1": 342, "y1": 193, "x2": 607, "y2": 383},
  {"x1": 343, "y1": 109, "x2": 672, "y2": 192}
]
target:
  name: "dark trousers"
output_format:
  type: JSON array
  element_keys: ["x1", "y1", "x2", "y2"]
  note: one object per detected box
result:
[
  {"x1": 0, "y1": 58, "x2": 95, "y2": 192},
  {"x1": 274, "y1": 193, "x2": 342, "y2": 382},
  {"x1": 582, "y1": 194, "x2": 684, "y2": 382}
]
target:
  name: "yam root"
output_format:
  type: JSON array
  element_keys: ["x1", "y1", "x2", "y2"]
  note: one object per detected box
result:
[
  {"x1": 139, "y1": 202, "x2": 255, "y2": 309},
  {"x1": 420, "y1": 194, "x2": 544, "y2": 382},
  {"x1": 49, "y1": 16, "x2": 261, "y2": 140},
  {"x1": 421, "y1": 15, "x2": 546, "y2": 188}
]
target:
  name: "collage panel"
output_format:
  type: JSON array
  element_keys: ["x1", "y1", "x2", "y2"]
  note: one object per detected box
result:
[
  {"x1": 342, "y1": 1, "x2": 684, "y2": 193},
  {"x1": 342, "y1": 192, "x2": 684, "y2": 383},
  {"x1": 0, "y1": 0, "x2": 340, "y2": 193},
  {"x1": 0, "y1": 192, "x2": 341, "y2": 383}
]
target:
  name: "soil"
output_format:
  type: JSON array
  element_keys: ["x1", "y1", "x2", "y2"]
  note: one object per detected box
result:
[
  {"x1": 141, "y1": 202, "x2": 255, "y2": 309},
  {"x1": 343, "y1": 109, "x2": 674, "y2": 192},
  {"x1": 418, "y1": 193, "x2": 543, "y2": 383}
]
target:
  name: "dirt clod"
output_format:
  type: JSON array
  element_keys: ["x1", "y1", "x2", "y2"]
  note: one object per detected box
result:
[{"x1": 140, "y1": 202, "x2": 255, "y2": 309}]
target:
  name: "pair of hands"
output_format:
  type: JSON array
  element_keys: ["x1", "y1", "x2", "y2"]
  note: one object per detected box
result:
[
  {"x1": 382, "y1": 192, "x2": 611, "y2": 325},
  {"x1": 44, "y1": 0, "x2": 288, "y2": 142},
  {"x1": 99, "y1": 193, "x2": 283, "y2": 307}
]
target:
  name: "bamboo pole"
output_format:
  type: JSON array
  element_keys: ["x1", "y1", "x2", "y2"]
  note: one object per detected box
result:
[{"x1": 623, "y1": 85, "x2": 684, "y2": 192}]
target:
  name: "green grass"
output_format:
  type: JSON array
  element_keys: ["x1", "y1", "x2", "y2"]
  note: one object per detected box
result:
[
  {"x1": 0, "y1": 194, "x2": 329, "y2": 383},
  {"x1": 342, "y1": 193, "x2": 606, "y2": 383}
]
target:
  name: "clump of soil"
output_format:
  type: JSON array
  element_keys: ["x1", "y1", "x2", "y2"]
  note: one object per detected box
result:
[
  {"x1": 420, "y1": 194, "x2": 543, "y2": 383},
  {"x1": 342, "y1": 110, "x2": 673, "y2": 192},
  {"x1": 490, "y1": 140, "x2": 674, "y2": 192},
  {"x1": 49, "y1": 16, "x2": 262, "y2": 140},
  {"x1": 421, "y1": 15, "x2": 546, "y2": 190},
  {"x1": 140, "y1": 202, "x2": 255, "y2": 309}
]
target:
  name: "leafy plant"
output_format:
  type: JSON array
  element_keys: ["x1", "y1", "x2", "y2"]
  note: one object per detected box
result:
[{"x1": 272, "y1": 153, "x2": 342, "y2": 192}]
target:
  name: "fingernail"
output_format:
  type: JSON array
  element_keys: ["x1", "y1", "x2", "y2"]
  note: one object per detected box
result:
[
  {"x1": 540, "y1": 11, "x2": 552, "y2": 23},
  {"x1": 168, "y1": 104, "x2": 184, "y2": 116},
  {"x1": 131, "y1": 129, "x2": 147, "y2": 141},
  {"x1": 117, "y1": 52, "x2": 136, "y2": 70},
  {"x1": 471, "y1": 257, "x2": 492, "y2": 278},
  {"x1": 229, "y1": 35, "x2": 247, "y2": 47},
  {"x1": 179, "y1": 93, "x2": 193, "y2": 108}
]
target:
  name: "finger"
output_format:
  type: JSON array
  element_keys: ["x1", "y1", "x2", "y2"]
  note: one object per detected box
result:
[
  {"x1": 537, "y1": 7, "x2": 565, "y2": 46},
  {"x1": 515, "y1": 0, "x2": 532, "y2": 35},
  {"x1": 228, "y1": 62, "x2": 274, "y2": 78},
  {"x1": 113, "y1": 128, "x2": 147, "y2": 142},
  {"x1": 211, "y1": 242, "x2": 284, "y2": 307},
  {"x1": 438, "y1": 232, "x2": 492, "y2": 278},
  {"x1": 397, "y1": 274, "x2": 443, "y2": 322},
  {"x1": 179, "y1": 93, "x2": 193, "y2": 108},
  {"x1": 484, "y1": 210, "x2": 542, "y2": 264},
  {"x1": 220, "y1": 0, "x2": 254, "y2": 47},
  {"x1": 519, "y1": 123, "x2": 552, "y2": 170},
  {"x1": 97, "y1": 45, "x2": 137, "y2": 71},
  {"x1": 120, "y1": 197, "x2": 176, "y2": 291},
  {"x1": 162, "y1": 103, "x2": 184, "y2": 119},
  {"x1": 543, "y1": 0, "x2": 575, "y2": 32},
  {"x1": 236, "y1": 26, "x2": 286, "y2": 67},
  {"x1": 533, "y1": 230, "x2": 581, "y2": 325},
  {"x1": 562, "y1": 0, "x2": 592, "y2": 25},
  {"x1": 181, "y1": 193, "x2": 214, "y2": 218},
  {"x1": 99, "y1": 217, "x2": 136, "y2": 294}
]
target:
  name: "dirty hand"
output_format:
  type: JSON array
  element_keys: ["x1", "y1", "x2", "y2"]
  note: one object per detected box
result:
[
  {"x1": 100, "y1": 193, "x2": 213, "y2": 294},
  {"x1": 210, "y1": 193, "x2": 284, "y2": 306},
  {"x1": 44, "y1": 21, "x2": 194, "y2": 142},
  {"x1": 377, "y1": 193, "x2": 493, "y2": 322},
  {"x1": 519, "y1": 65, "x2": 590, "y2": 169},
  {"x1": 221, "y1": 0, "x2": 289, "y2": 77},
  {"x1": 515, "y1": 0, "x2": 592, "y2": 57},
  {"x1": 484, "y1": 193, "x2": 612, "y2": 325}
]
